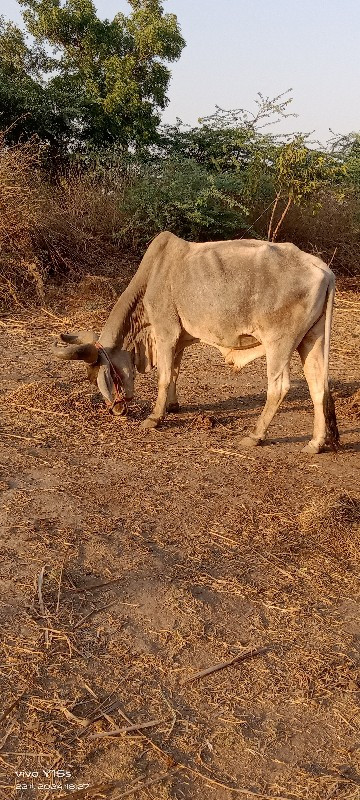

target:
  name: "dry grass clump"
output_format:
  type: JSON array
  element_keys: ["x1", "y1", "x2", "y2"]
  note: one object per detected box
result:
[
  {"x1": 35, "y1": 174, "x2": 134, "y2": 284},
  {"x1": 336, "y1": 388, "x2": 360, "y2": 421},
  {"x1": 298, "y1": 491, "x2": 360, "y2": 535},
  {"x1": 4, "y1": 377, "x2": 99, "y2": 418},
  {"x1": 277, "y1": 191, "x2": 360, "y2": 276}
]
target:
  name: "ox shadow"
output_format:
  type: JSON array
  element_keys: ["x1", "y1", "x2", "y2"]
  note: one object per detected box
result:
[
  {"x1": 335, "y1": 435, "x2": 360, "y2": 452},
  {"x1": 268, "y1": 430, "x2": 360, "y2": 450},
  {"x1": 175, "y1": 377, "x2": 360, "y2": 418},
  {"x1": 178, "y1": 383, "x2": 309, "y2": 417},
  {"x1": 333, "y1": 378, "x2": 360, "y2": 395}
]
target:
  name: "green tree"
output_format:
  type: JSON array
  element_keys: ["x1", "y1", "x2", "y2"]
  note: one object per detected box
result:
[
  {"x1": 267, "y1": 136, "x2": 345, "y2": 241},
  {"x1": 0, "y1": 19, "x2": 66, "y2": 149},
  {"x1": 0, "y1": 0, "x2": 185, "y2": 152}
]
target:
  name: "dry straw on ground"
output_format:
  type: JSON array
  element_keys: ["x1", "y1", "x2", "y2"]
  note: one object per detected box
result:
[{"x1": 0, "y1": 287, "x2": 359, "y2": 800}]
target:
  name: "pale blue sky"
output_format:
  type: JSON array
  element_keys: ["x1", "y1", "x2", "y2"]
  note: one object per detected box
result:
[{"x1": 2, "y1": 0, "x2": 359, "y2": 141}]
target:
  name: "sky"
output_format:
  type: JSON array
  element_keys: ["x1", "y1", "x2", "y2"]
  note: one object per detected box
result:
[{"x1": 1, "y1": 0, "x2": 359, "y2": 142}]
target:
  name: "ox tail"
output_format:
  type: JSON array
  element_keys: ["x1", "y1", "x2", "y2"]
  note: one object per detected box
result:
[{"x1": 323, "y1": 275, "x2": 339, "y2": 450}]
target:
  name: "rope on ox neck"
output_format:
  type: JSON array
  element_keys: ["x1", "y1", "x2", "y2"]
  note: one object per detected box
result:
[{"x1": 95, "y1": 342, "x2": 127, "y2": 413}]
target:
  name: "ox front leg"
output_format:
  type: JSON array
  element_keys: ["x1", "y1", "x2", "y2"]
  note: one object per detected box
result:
[
  {"x1": 141, "y1": 341, "x2": 177, "y2": 429},
  {"x1": 240, "y1": 356, "x2": 290, "y2": 448},
  {"x1": 166, "y1": 348, "x2": 184, "y2": 413}
]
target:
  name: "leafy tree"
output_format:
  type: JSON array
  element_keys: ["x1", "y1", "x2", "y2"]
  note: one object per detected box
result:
[
  {"x1": 267, "y1": 136, "x2": 345, "y2": 240},
  {"x1": 0, "y1": 0, "x2": 185, "y2": 151},
  {"x1": 330, "y1": 132, "x2": 360, "y2": 197},
  {"x1": 159, "y1": 93, "x2": 346, "y2": 243},
  {"x1": 0, "y1": 19, "x2": 66, "y2": 149}
]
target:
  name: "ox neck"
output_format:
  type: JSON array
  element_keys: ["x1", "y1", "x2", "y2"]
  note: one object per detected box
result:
[{"x1": 98, "y1": 288, "x2": 147, "y2": 351}]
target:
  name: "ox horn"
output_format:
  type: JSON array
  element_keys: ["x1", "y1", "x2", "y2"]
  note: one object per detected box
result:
[{"x1": 52, "y1": 330, "x2": 99, "y2": 364}]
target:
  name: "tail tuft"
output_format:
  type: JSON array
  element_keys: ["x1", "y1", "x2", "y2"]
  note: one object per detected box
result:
[{"x1": 324, "y1": 389, "x2": 340, "y2": 450}]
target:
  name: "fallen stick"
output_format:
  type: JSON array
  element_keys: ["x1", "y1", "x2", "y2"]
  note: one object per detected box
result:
[
  {"x1": 211, "y1": 447, "x2": 256, "y2": 461},
  {"x1": 88, "y1": 717, "x2": 167, "y2": 739},
  {"x1": 101, "y1": 702, "x2": 173, "y2": 766},
  {"x1": 111, "y1": 769, "x2": 178, "y2": 800},
  {"x1": 71, "y1": 684, "x2": 174, "y2": 767},
  {"x1": 0, "y1": 407, "x2": 69, "y2": 417},
  {"x1": 74, "y1": 598, "x2": 118, "y2": 629},
  {"x1": 37, "y1": 567, "x2": 49, "y2": 647},
  {"x1": 40, "y1": 307, "x2": 66, "y2": 321},
  {"x1": 66, "y1": 690, "x2": 121, "y2": 744},
  {"x1": 182, "y1": 646, "x2": 268, "y2": 685},
  {"x1": 56, "y1": 768, "x2": 177, "y2": 800},
  {"x1": 1, "y1": 432, "x2": 45, "y2": 443},
  {"x1": 0, "y1": 691, "x2": 26, "y2": 724},
  {"x1": 56, "y1": 779, "x2": 120, "y2": 800},
  {"x1": 64, "y1": 574, "x2": 123, "y2": 593},
  {"x1": 55, "y1": 560, "x2": 65, "y2": 617},
  {"x1": 0, "y1": 721, "x2": 15, "y2": 750},
  {"x1": 186, "y1": 765, "x2": 295, "y2": 800}
]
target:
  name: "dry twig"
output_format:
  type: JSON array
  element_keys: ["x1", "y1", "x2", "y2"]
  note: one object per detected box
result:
[
  {"x1": 55, "y1": 560, "x2": 65, "y2": 616},
  {"x1": 111, "y1": 768, "x2": 179, "y2": 800},
  {"x1": 37, "y1": 566, "x2": 50, "y2": 647},
  {"x1": 74, "y1": 598, "x2": 118, "y2": 630},
  {"x1": 88, "y1": 717, "x2": 168, "y2": 739},
  {"x1": 182, "y1": 646, "x2": 269, "y2": 685},
  {"x1": 0, "y1": 691, "x2": 26, "y2": 724}
]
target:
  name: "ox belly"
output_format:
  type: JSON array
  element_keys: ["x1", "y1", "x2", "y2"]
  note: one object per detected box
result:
[{"x1": 216, "y1": 338, "x2": 265, "y2": 371}]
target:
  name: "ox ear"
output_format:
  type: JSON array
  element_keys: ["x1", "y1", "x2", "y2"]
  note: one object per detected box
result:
[
  {"x1": 96, "y1": 363, "x2": 114, "y2": 405},
  {"x1": 60, "y1": 330, "x2": 97, "y2": 345}
]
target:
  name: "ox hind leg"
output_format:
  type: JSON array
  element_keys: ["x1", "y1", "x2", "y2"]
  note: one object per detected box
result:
[
  {"x1": 297, "y1": 315, "x2": 329, "y2": 455},
  {"x1": 240, "y1": 349, "x2": 291, "y2": 448}
]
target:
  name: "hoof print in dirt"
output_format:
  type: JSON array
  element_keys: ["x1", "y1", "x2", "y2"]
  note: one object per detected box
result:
[{"x1": 191, "y1": 413, "x2": 215, "y2": 429}]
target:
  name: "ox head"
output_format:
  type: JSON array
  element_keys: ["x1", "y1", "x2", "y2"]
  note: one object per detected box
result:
[{"x1": 52, "y1": 330, "x2": 134, "y2": 415}]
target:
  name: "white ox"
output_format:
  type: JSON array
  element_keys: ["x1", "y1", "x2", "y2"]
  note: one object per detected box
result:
[{"x1": 52, "y1": 232, "x2": 339, "y2": 454}]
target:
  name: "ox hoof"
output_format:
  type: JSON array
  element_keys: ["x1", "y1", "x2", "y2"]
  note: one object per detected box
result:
[
  {"x1": 167, "y1": 402, "x2": 180, "y2": 413},
  {"x1": 239, "y1": 435, "x2": 260, "y2": 449},
  {"x1": 141, "y1": 416, "x2": 159, "y2": 430},
  {"x1": 303, "y1": 441, "x2": 321, "y2": 455}
]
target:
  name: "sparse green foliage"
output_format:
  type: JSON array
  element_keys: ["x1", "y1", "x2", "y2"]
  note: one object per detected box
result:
[
  {"x1": 118, "y1": 157, "x2": 250, "y2": 245},
  {"x1": 267, "y1": 136, "x2": 346, "y2": 240}
]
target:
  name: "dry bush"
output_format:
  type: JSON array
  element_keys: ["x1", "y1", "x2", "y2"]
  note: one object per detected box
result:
[
  {"x1": 0, "y1": 133, "x2": 46, "y2": 310},
  {"x1": 0, "y1": 136, "x2": 137, "y2": 311},
  {"x1": 36, "y1": 172, "x2": 131, "y2": 280},
  {"x1": 1, "y1": 127, "x2": 359, "y2": 315},
  {"x1": 274, "y1": 191, "x2": 360, "y2": 276}
]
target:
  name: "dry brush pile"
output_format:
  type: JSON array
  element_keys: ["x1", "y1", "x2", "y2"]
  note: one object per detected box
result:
[
  {"x1": 0, "y1": 133, "x2": 46, "y2": 309},
  {"x1": 0, "y1": 137, "x2": 135, "y2": 313}
]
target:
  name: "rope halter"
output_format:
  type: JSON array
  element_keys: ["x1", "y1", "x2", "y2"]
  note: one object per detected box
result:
[{"x1": 95, "y1": 342, "x2": 127, "y2": 414}]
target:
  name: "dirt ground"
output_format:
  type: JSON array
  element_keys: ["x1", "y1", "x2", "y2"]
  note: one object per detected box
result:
[{"x1": 0, "y1": 278, "x2": 360, "y2": 800}]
